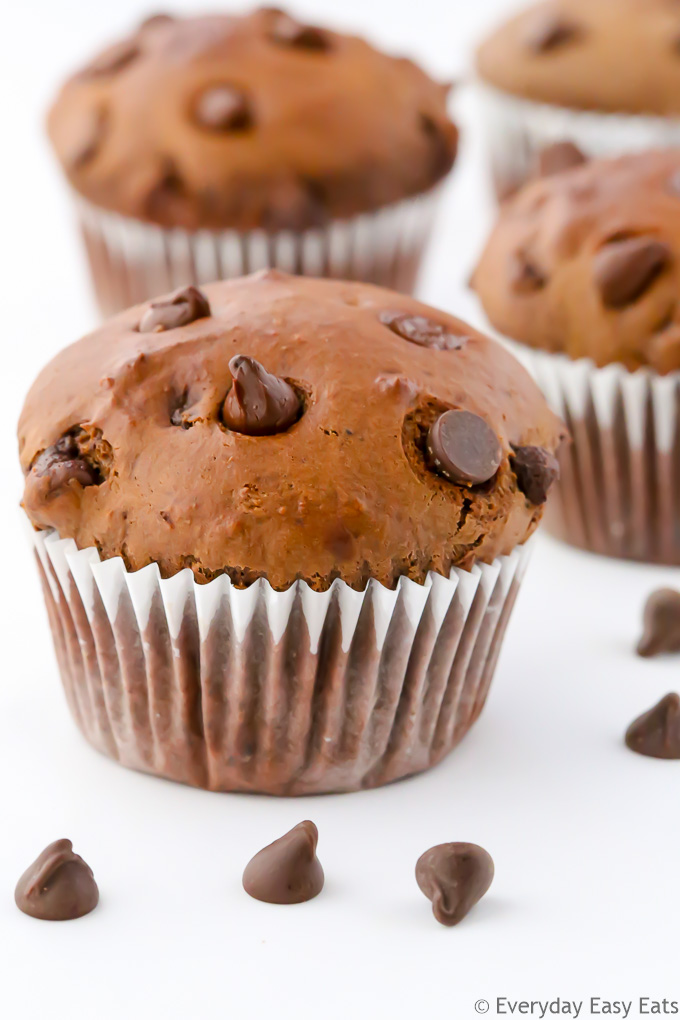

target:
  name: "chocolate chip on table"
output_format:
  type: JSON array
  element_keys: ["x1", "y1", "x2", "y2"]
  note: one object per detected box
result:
[
  {"x1": 427, "y1": 410, "x2": 503, "y2": 486},
  {"x1": 510, "y1": 251, "x2": 547, "y2": 293},
  {"x1": 524, "y1": 12, "x2": 582, "y2": 53},
  {"x1": 32, "y1": 434, "x2": 100, "y2": 493},
  {"x1": 534, "y1": 141, "x2": 587, "y2": 179},
  {"x1": 243, "y1": 821, "x2": 324, "y2": 904},
  {"x1": 380, "y1": 311, "x2": 468, "y2": 351},
  {"x1": 637, "y1": 589, "x2": 680, "y2": 657},
  {"x1": 138, "y1": 285, "x2": 211, "y2": 333},
  {"x1": 193, "y1": 85, "x2": 253, "y2": 132},
  {"x1": 511, "y1": 445, "x2": 560, "y2": 505},
  {"x1": 222, "y1": 355, "x2": 301, "y2": 436},
  {"x1": 268, "y1": 12, "x2": 330, "y2": 50},
  {"x1": 593, "y1": 237, "x2": 672, "y2": 308},
  {"x1": 83, "y1": 40, "x2": 140, "y2": 77},
  {"x1": 416, "y1": 843, "x2": 494, "y2": 927},
  {"x1": 15, "y1": 839, "x2": 99, "y2": 921},
  {"x1": 625, "y1": 694, "x2": 680, "y2": 760}
]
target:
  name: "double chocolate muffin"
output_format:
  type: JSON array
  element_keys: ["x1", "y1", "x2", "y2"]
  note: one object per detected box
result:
[
  {"x1": 20, "y1": 272, "x2": 563, "y2": 794},
  {"x1": 47, "y1": 8, "x2": 458, "y2": 313}
]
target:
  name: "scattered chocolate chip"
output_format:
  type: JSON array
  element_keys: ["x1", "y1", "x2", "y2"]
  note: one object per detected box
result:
[
  {"x1": 138, "y1": 285, "x2": 211, "y2": 333},
  {"x1": 15, "y1": 839, "x2": 99, "y2": 921},
  {"x1": 524, "y1": 12, "x2": 582, "y2": 53},
  {"x1": 262, "y1": 178, "x2": 327, "y2": 231},
  {"x1": 427, "y1": 410, "x2": 503, "y2": 487},
  {"x1": 637, "y1": 589, "x2": 680, "y2": 657},
  {"x1": 222, "y1": 355, "x2": 301, "y2": 436},
  {"x1": 625, "y1": 694, "x2": 680, "y2": 760},
  {"x1": 510, "y1": 251, "x2": 547, "y2": 293},
  {"x1": 534, "y1": 141, "x2": 587, "y2": 178},
  {"x1": 83, "y1": 40, "x2": 140, "y2": 77},
  {"x1": 32, "y1": 434, "x2": 100, "y2": 494},
  {"x1": 144, "y1": 161, "x2": 192, "y2": 225},
  {"x1": 193, "y1": 85, "x2": 253, "y2": 132},
  {"x1": 268, "y1": 13, "x2": 331, "y2": 50},
  {"x1": 511, "y1": 445, "x2": 560, "y2": 505},
  {"x1": 242, "y1": 821, "x2": 324, "y2": 904},
  {"x1": 416, "y1": 842, "x2": 494, "y2": 926},
  {"x1": 593, "y1": 237, "x2": 672, "y2": 308},
  {"x1": 380, "y1": 311, "x2": 468, "y2": 351}
]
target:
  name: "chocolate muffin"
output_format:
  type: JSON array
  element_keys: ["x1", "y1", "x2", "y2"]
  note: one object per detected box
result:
[
  {"x1": 472, "y1": 149, "x2": 680, "y2": 564},
  {"x1": 47, "y1": 8, "x2": 457, "y2": 314},
  {"x1": 20, "y1": 272, "x2": 563, "y2": 794},
  {"x1": 475, "y1": 0, "x2": 680, "y2": 198}
]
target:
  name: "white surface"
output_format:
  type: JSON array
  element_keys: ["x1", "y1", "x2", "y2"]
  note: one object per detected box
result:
[{"x1": 2, "y1": 2, "x2": 680, "y2": 1018}]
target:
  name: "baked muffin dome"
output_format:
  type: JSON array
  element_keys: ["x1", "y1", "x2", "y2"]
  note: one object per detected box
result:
[
  {"x1": 47, "y1": 8, "x2": 457, "y2": 231},
  {"x1": 476, "y1": 0, "x2": 680, "y2": 116},
  {"x1": 18, "y1": 273, "x2": 564, "y2": 590},
  {"x1": 472, "y1": 149, "x2": 680, "y2": 373}
]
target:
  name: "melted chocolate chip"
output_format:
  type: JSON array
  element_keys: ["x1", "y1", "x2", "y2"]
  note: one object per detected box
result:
[
  {"x1": 416, "y1": 843, "x2": 494, "y2": 927},
  {"x1": 242, "y1": 821, "x2": 324, "y2": 904},
  {"x1": 534, "y1": 141, "x2": 587, "y2": 178},
  {"x1": 222, "y1": 355, "x2": 301, "y2": 436},
  {"x1": 269, "y1": 13, "x2": 330, "y2": 50},
  {"x1": 84, "y1": 40, "x2": 140, "y2": 77},
  {"x1": 138, "y1": 285, "x2": 211, "y2": 333},
  {"x1": 593, "y1": 238, "x2": 672, "y2": 308},
  {"x1": 427, "y1": 410, "x2": 502, "y2": 487},
  {"x1": 15, "y1": 839, "x2": 99, "y2": 921},
  {"x1": 32, "y1": 434, "x2": 100, "y2": 494},
  {"x1": 511, "y1": 445, "x2": 560, "y2": 505},
  {"x1": 380, "y1": 311, "x2": 468, "y2": 351},
  {"x1": 193, "y1": 85, "x2": 253, "y2": 132},
  {"x1": 525, "y1": 12, "x2": 582, "y2": 53},
  {"x1": 625, "y1": 694, "x2": 680, "y2": 760},
  {"x1": 510, "y1": 251, "x2": 547, "y2": 293},
  {"x1": 637, "y1": 589, "x2": 680, "y2": 657}
]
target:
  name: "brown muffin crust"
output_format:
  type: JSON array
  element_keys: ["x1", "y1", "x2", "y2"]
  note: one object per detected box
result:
[
  {"x1": 476, "y1": 0, "x2": 680, "y2": 115},
  {"x1": 472, "y1": 150, "x2": 680, "y2": 374},
  {"x1": 47, "y1": 8, "x2": 457, "y2": 231},
  {"x1": 18, "y1": 273, "x2": 563, "y2": 591}
]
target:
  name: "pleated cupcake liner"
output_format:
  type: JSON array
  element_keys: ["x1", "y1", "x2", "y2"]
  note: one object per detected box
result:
[
  {"x1": 501, "y1": 339, "x2": 680, "y2": 564},
  {"x1": 29, "y1": 523, "x2": 531, "y2": 795},
  {"x1": 476, "y1": 83, "x2": 680, "y2": 199},
  {"x1": 75, "y1": 187, "x2": 443, "y2": 317}
]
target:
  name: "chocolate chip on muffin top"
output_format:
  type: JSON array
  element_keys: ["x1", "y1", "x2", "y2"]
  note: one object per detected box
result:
[
  {"x1": 47, "y1": 8, "x2": 457, "y2": 231},
  {"x1": 472, "y1": 150, "x2": 680, "y2": 373},
  {"x1": 19, "y1": 272, "x2": 564, "y2": 591}
]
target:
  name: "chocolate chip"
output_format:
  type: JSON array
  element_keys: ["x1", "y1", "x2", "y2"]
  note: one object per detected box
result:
[
  {"x1": 416, "y1": 843, "x2": 494, "y2": 927},
  {"x1": 625, "y1": 694, "x2": 680, "y2": 760},
  {"x1": 222, "y1": 355, "x2": 301, "y2": 436},
  {"x1": 510, "y1": 251, "x2": 547, "y2": 293},
  {"x1": 511, "y1": 445, "x2": 560, "y2": 505},
  {"x1": 593, "y1": 237, "x2": 672, "y2": 308},
  {"x1": 138, "y1": 285, "x2": 211, "y2": 333},
  {"x1": 524, "y1": 12, "x2": 582, "y2": 53},
  {"x1": 637, "y1": 589, "x2": 680, "y2": 657},
  {"x1": 83, "y1": 40, "x2": 140, "y2": 77},
  {"x1": 33, "y1": 434, "x2": 100, "y2": 494},
  {"x1": 242, "y1": 821, "x2": 324, "y2": 904},
  {"x1": 15, "y1": 839, "x2": 99, "y2": 921},
  {"x1": 427, "y1": 410, "x2": 503, "y2": 487},
  {"x1": 534, "y1": 141, "x2": 587, "y2": 178},
  {"x1": 193, "y1": 85, "x2": 253, "y2": 132},
  {"x1": 380, "y1": 311, "x2": 468, "y2": 351},
  {"x1": 268, "y1": 13, "x2": 330, "y2": 50}
]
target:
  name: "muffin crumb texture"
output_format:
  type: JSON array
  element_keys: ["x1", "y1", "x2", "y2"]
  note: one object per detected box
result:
[{"x1": 19, "y1": 273, "x2": 564, "y2": 591}]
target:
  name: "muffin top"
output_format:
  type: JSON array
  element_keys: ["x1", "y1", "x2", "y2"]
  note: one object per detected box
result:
[
  {"x1": 18, "y1": 272, "x2": 564, "y2": 591},
  {"x1": 47, "y1": 8, "x2": 457, "y2": 231},
  {"x1": 472, "y1": 149, "x2": 680, "y2": 373},
  {"x1": 476, "y1": 0, "x2": 680, "y2": 115}
]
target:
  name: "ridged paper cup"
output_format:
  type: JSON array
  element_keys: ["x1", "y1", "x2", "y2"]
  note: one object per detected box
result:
[
  {"x1": 76, "y1": 187, "x2": 442, "y2": 317},
  {"x1": 502, "y1": 340, "x2": 680, "y2": 564},
  {"x1": 30, "y1": 524, "x2": 531, "y2": 795},
  {"x1": 476, "y1": 83, "x2": 680, "y2": 199}
]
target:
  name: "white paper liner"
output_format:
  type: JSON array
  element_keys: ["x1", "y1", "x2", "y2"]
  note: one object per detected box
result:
[
  {"x1": 498, "y1": 337, "x2": 680, "y2": 563},
  {"x1": 29, "y1": 524, "x2": 531, "y2": 795},
  {"x1": 75, "y1": 187, "x2": 442, "y2": 317},
  {"x1": 476, "y1": 83, "x2": 680, "y2": 198}
]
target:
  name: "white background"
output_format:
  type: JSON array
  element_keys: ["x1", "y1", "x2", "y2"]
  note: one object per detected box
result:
[{"x1": 2, "y1": 2, "x2": 680, "y2": 1018}]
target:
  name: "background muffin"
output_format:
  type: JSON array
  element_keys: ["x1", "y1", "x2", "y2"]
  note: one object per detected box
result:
[
  {"x1": 473, "y1": 149, "x2": 680, "y2": 564},
  {"x1": 47, "y1": 7, "x2": 458, "y2": 314},
  {"x1": 476, "y1": 0, "x2": 680, "y2": 198},
  {"x1": 20, "y1": 271, "x2": 563, "y2": 794}
]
